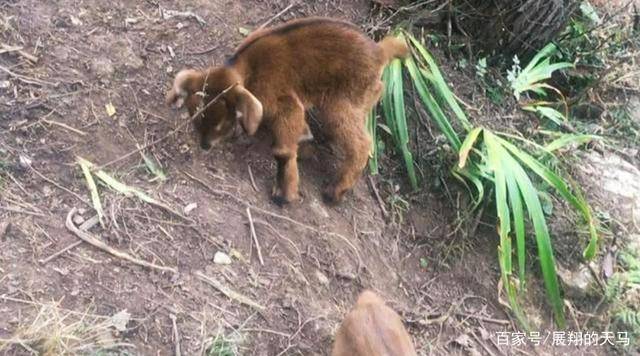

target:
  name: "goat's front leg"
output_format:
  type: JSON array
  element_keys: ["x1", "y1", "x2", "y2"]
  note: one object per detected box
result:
[{"x1": 270, "y1": 96, "x2": 306, "y2": 206}]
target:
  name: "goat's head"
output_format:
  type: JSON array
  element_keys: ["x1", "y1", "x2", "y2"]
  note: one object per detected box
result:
[{"x1": 166, "y1": 67, "x2": 263, "y2": 150}]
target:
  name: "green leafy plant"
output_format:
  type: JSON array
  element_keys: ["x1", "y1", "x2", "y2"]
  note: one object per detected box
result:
[
  {"x1": 372, "y1": 32, "x2": 599, "y2": 327},
  {"x1": 507, "y1": 43, "x2": 573, "y2": 100},
  {"x1": 506, "y1": 43, "x2": 574, "y2": 128},
  {"x1": 206, "y1": 332, "x2": 240, "y2": 356}
]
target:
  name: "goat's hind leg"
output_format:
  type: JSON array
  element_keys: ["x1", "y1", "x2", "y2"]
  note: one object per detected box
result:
[{"x1": 321, "y1": 106, "x2": 371, "y2": 204}]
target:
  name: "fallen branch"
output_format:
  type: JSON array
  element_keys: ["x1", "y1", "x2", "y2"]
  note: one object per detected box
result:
[
  {"x1": 0, "y1": 43, "x2": 39, "y2": 63},
  {"x1": 195, "y1": 271, "x2": 265, "y2": 312},
  {"x1": 65, "y1": 208, "x2": 177, "y2": 273}
]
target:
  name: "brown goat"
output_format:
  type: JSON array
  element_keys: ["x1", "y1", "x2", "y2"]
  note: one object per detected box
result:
[
  {"x1": 332, "y1": 290, "x2": 417, "y2": 356},
  {"x1": 166, "y1": 17, "x2": 409, "y2": 205}
]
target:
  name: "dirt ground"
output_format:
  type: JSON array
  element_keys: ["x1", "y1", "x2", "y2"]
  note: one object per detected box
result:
[{"x1": 0, "y1": 1, "x2": 624, "y2": 355}]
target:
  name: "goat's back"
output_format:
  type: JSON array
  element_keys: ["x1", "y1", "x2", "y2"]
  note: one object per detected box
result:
[{"x1": 228, "y1": 18, "x2": 386, "y2": 103}]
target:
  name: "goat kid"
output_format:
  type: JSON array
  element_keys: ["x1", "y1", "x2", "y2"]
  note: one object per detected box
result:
[
  {"x1": 167, "y1": 17, "x2": 408, "y2": 205},
  {"x1": 332, "y1": 290, "x2": 418, "y2": 356}
]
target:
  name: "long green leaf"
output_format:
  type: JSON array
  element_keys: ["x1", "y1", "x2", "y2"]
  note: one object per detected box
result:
[
  {"x1": 523, "y1": 105, "x2": 567, "y2": 126},
  {"x1": 452, "y1": 166, "x2": 485, "y2": 209},
  {"x1": 406, "y1": 33, "x2": 472, "y2": 131},
  {"x1": 79, "y1": 158, "x2": 184, "y2": 218},
  {"x1": 405, "y1": 57, "x2": 462, "y2": 150},
  {"x1": 508, "y1": 152, "x2": 565, "y2": 327},
  {"x1": 458, "y1": 127, "x2": 483, "y2": 169},
  {"x1": 544, "y1": 134, "x2": 600, "y2": 153},
  {"x1": 485, "y1": 131, "x2": 530, "y2": 328},
  {"x1": 503, "y1": 154, "x2": 527, "y2": 290},
  {"x1": 495, "y1": 135, "x2": 599, "y2": 259},
  {"x1": 451, "y1": 167, "x2": 484, "y2": 209},
  {"x1": 382, "y1": 59, "x2": 418, "y2": 190}
]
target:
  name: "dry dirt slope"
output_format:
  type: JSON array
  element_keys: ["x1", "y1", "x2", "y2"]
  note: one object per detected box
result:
[{"x1": 0, "y1": 0, "x2": 614, "y2": 355}]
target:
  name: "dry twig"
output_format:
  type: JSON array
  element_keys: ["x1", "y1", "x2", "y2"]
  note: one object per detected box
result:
[
  {"x1": 0, "y1": 205, "x2": 46, "y2": 217},
  {"x1": 65, "y1": 208, "x2": 177, "y2": 273},
  {"x1": 41, "y1": 118, "x2": 87, "y2": 136},
  {"x1": 170, "y1": 314, "x2": 182, "y2": 356},
  {"x1": 257, "y1": 3, "x2": 296, "y2": 30},
  {"x1": 247, "y1": 164, "x2": 259, "y2": 192},
  {"x1": 367, "y1": 176, "x2": 388, "y2": 218},
  {"x1": 246, "y1": 207, "x2": 264, "y2": 265},
  {"x1": 195, "y1": 271, "x2": 266, "y2": 312},
  {"x1": 0, "y1": 43, "x2": 39, "y2": 62},
  {"x1": 28, "y1": 164, "x2": 90, "y2": 207}
]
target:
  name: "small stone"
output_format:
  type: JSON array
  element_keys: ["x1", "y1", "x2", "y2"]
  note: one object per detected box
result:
[
  {"x1": 557, "y1": 263, "x2": 596, "y2": 298},
  {"x1": 72, "y1": 214, "x2": 85, "y2": 225},
  {"x1": 18, "y1": 155, "x2": 32, "y2": 168},
  {"x1": 183, "y1": 202, "x2": 197, "y2": 215},
  {"x1": 315, "y1": 270, "x2": 329, "y2": 285},
  {"x1": 213, "y1": 251, "x2": 232, "y2": 265}
]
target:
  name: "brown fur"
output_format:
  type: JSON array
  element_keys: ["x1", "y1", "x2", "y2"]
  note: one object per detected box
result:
[
  {"x1": 332, "y1": 290, "x2": 418, "y2": 356},
  {"x1": 166, "y1": 17, "x2": 409, "y2": 205}
]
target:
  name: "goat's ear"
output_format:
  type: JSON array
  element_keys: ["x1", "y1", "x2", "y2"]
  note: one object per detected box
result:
[
  {"x1": 166, "y1": 69, "x2": 204, "y2": 109},
  {"x1": 233, "y1": 85, "x2": 263, "y2": 136}
]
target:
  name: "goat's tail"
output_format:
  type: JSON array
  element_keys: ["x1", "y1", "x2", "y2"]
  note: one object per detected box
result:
[{"x1": 378, "y1": 35, "x2": 410, "y2": 63}]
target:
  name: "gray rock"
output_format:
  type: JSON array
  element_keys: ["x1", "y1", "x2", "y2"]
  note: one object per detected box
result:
[{"x1": 557, "y1": 263, "x2": 596, "y2": 298}]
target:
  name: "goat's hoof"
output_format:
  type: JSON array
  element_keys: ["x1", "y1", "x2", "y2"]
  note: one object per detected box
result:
[
  {"x1": 322, "y1": 188, "x2": 341, "y2": 206},
  {"x1": 272, "y1": 192, "x2": 302, "y2": 207},
  {"x1": 272, "y1": 195, "x2": 290, "y2": 207}
]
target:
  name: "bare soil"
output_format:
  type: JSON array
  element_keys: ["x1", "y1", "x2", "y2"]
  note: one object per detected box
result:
[{"x1": 0, "y1": 1, "x2": 619, "y2": 355}]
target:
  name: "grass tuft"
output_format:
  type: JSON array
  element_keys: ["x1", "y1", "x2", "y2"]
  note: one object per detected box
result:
[{"x1": 0, "y1": 302, "x2": 132, "y2": 355}]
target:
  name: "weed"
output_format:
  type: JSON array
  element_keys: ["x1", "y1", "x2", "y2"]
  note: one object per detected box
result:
[
  {"x1": 205, "y1": 331, "x2": 240, "y2": 356},
  {"x1": 385, "y1": 180, "x2": 410, "y2": 225},
  {"x1": 607, "y1": 105, "x2": 640, "y2": 147}
]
